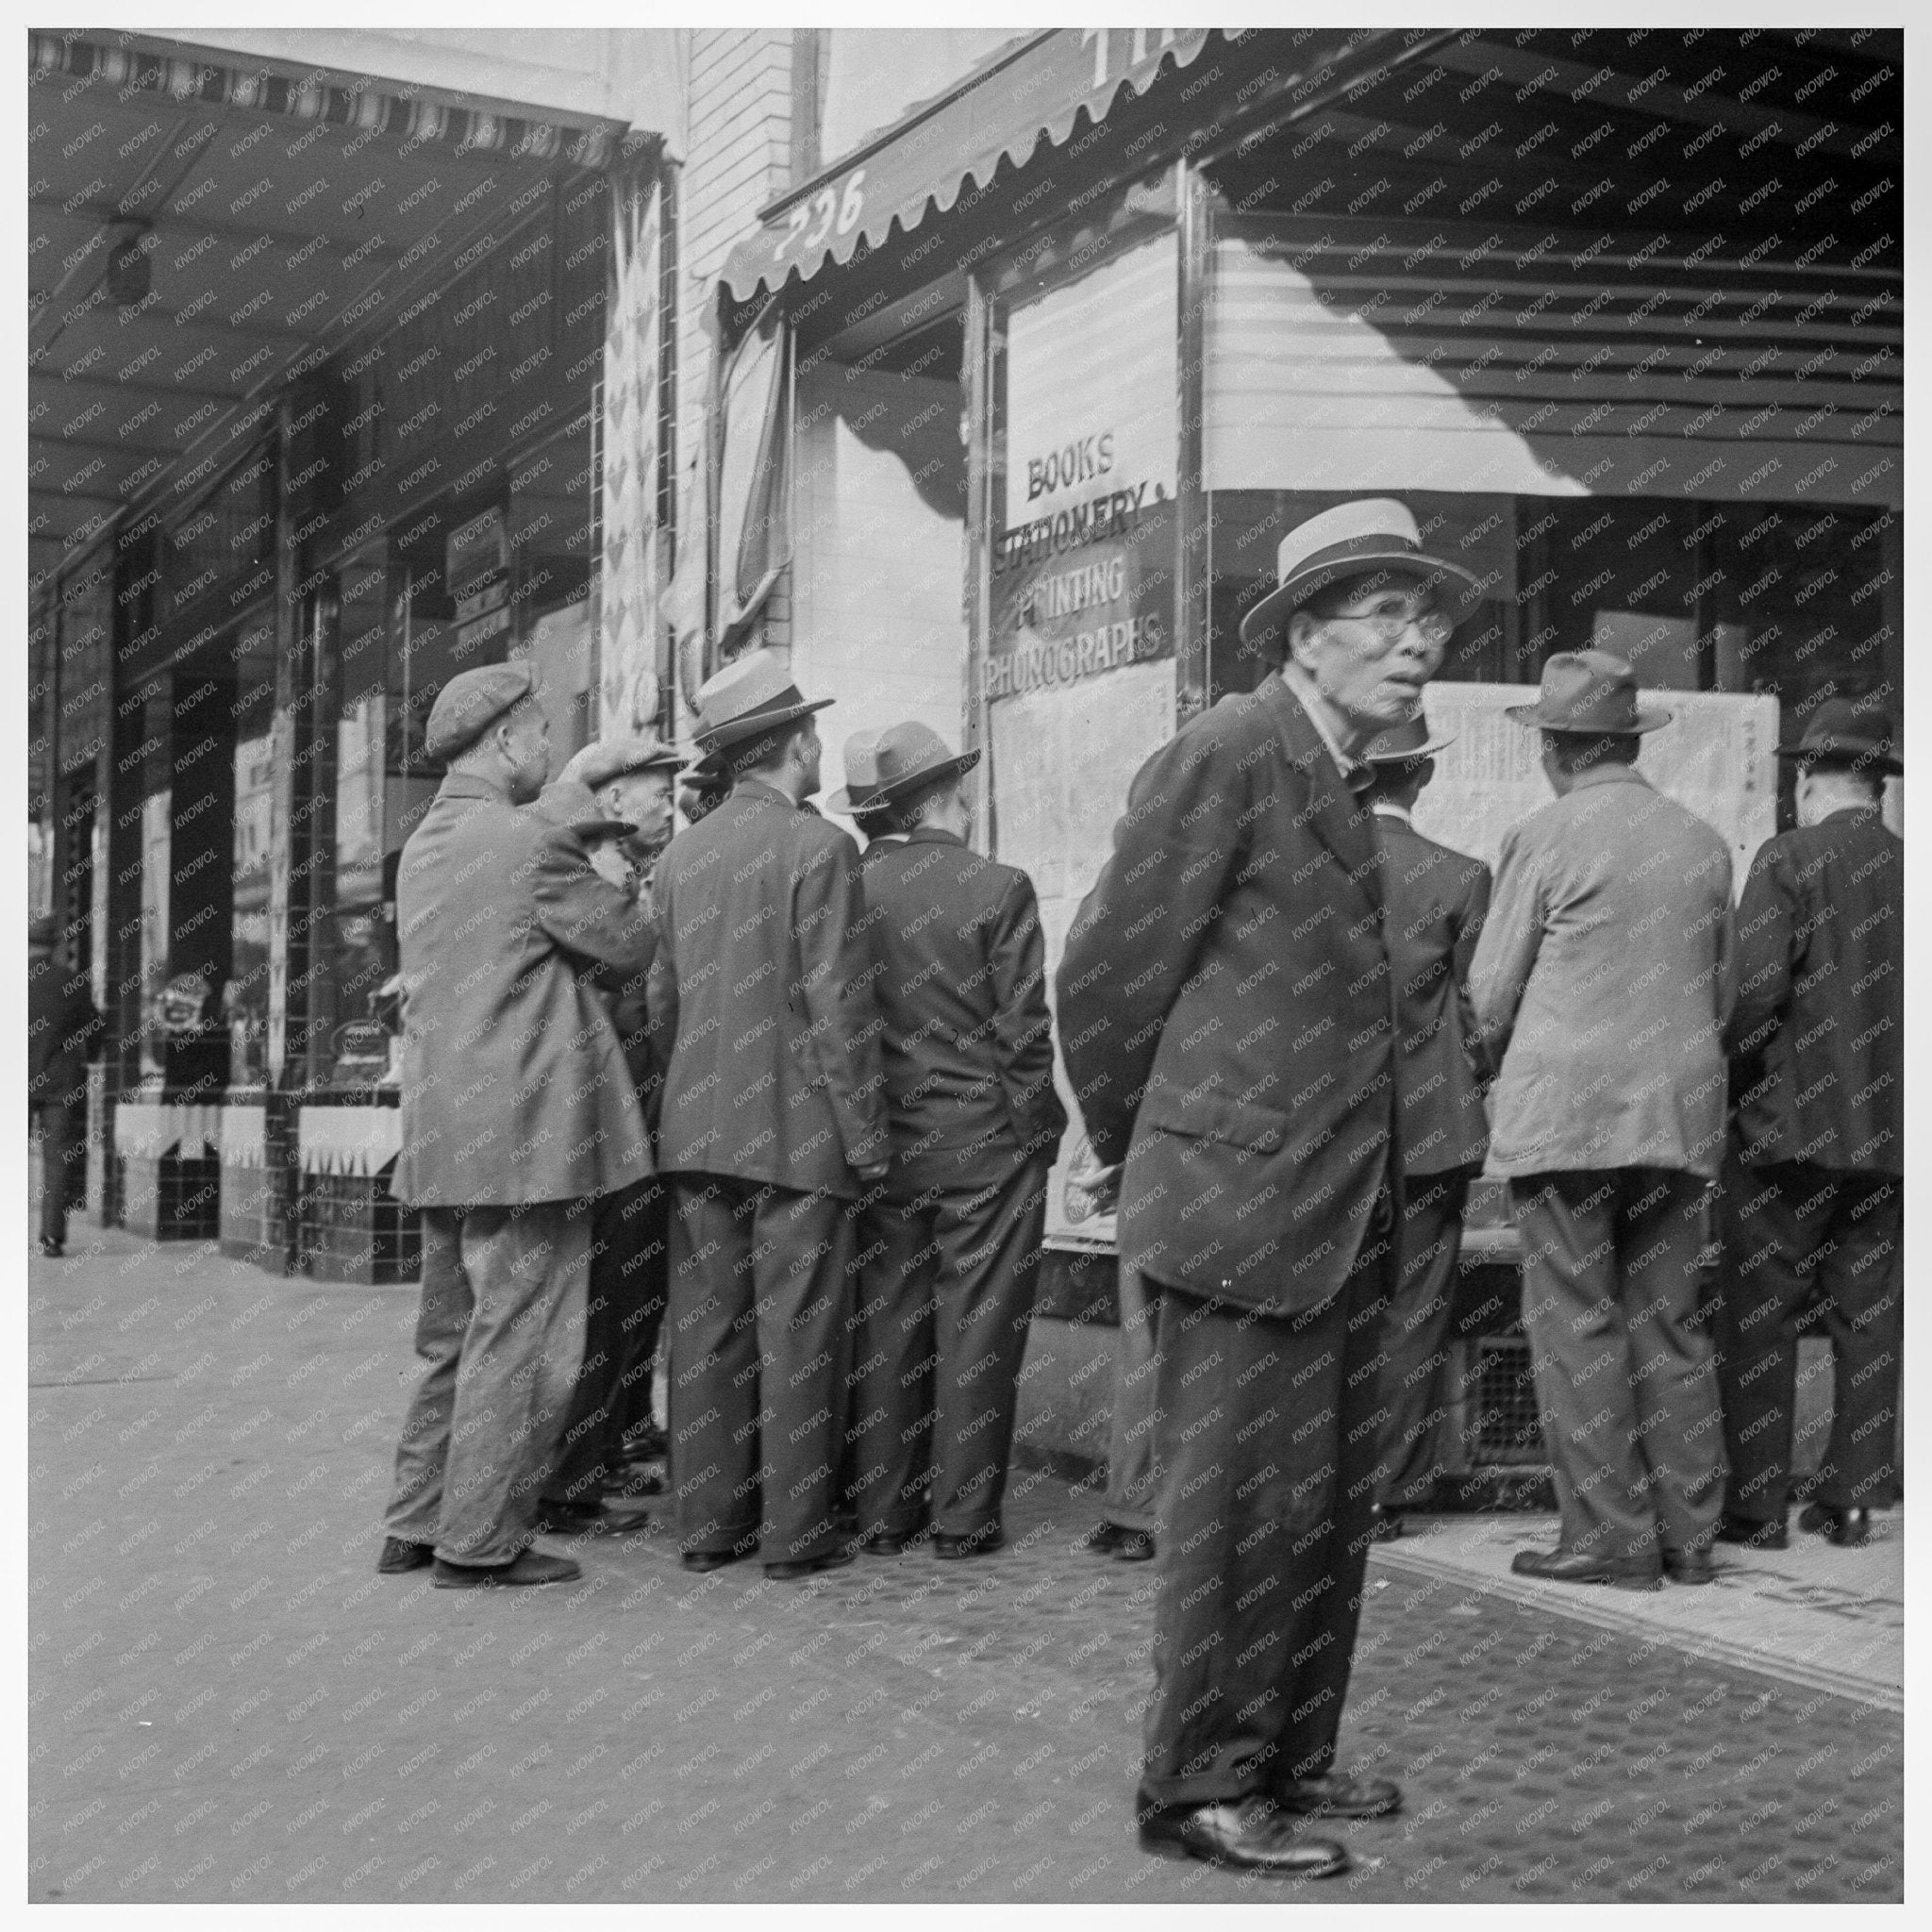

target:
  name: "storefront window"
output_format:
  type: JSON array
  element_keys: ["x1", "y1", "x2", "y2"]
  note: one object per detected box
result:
[{"x1": 225, "y1": 618, "x2": 276, "y2": 1089}]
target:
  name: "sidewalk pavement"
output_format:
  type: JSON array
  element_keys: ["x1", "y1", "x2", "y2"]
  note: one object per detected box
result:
[{"x1": 29, "y1": 1223, "x2": 1904, "y2": 1904}]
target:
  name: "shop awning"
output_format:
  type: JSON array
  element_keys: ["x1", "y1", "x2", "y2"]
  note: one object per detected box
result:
[{"x1": 721, "y1": 27, "x2": 1217, "y2": 304}]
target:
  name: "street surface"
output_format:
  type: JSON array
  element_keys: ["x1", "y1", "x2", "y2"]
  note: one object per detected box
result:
[{"x1": 29, "y1": 1224, "x2": 1904, "y2": 1903}]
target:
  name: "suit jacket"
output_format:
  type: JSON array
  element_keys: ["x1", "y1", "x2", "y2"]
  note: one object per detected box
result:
[
  {"x1": 1469, "y1": 766, "x2": 1734, "y2": 1181},
  {"x1": 1375, "y1": 808, "x2": 1492, "y2": 1177},
  {"x1": 648, "y1": 778, "x2": 888, "y2": 1198},
  {"x1": 392, "y1": 772, "x2": 655, "y2": 1208},
  {"x1": 1057, "y1": 674, "x2": 1399, "y2": 1314},
  {"x1": 1727, "y1": 806, "x2": 1902, "y2": 1174},
  {"x1": 858, "y1": 825, "x2": 1067, "y2": 1194},
  {"x1": 28, "y1": 959, "x2": 102, "y2": 1109}
]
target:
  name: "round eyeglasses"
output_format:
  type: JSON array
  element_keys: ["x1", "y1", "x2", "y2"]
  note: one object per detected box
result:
[{"x1": 1320, "y1": 606, "x2": 1455, "y2": 648}]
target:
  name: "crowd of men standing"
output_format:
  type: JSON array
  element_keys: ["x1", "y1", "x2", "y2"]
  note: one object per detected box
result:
[{"x1": 349, "y1": 492, "x2": 1902, "y2": 1879}]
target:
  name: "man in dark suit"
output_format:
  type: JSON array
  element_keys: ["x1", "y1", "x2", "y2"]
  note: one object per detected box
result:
[
  {"x1": 1715, "y1": 698, "x2": 1903, "y2": 1551},
  {"x1": 1059, "y1": 498, "x2": 1487, "y2": 1878},
  {"x1": 648, "y1": 651, "x2": 891, "y2": 1581},
  {"x1": 1357, "y1": 708, "x2": 1492, "y2": 1539},
  {"x1": 379, "y1": 664, "x2": 658, "y2": 1590},
  {"x1": 844, "y1": 722, "x2": 1066, "y2": 1560},
  {"x1": 28, "y1": 914, "x2": 104, "y2": 1258}
]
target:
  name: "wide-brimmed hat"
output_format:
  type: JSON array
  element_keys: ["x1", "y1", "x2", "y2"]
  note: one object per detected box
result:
[
  {"x1": 1505, "y1": 650, "x2": 1673, "y2": 735},
  {"x1": 425, "y1": 663, "x2": 538, "y2": 760},
  {"x1": 1239, "y1": 498, "x2": 1488, "y2": 648},
  {"x1": 825, "y1": 729, "x2": 888, "y2": 816},
  {"x1": 869, "y1": 721, "x2": 981, "y2": 802},
  {"x1": 1360, "y1": 704, "x2": 1456, "y2": 767},
  {"x1": 1775, "y1": 695, "x2": 1901, "y2": 774},
  {"x1": 690, "y1": 649, "x2": 834, "y2": 751},
  {"x1": 537, "y1": 778, "x2": 635, "y2": 841}
]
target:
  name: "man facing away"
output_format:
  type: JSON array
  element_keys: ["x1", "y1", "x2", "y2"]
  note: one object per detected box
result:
[
  {"x1": 844, "y1": 722, "x2": 1066, "y2": 1560},
  {"x1": 648, "y1": 651, "x2": 891, "y2": 1581},
  {"x1": 1713, "y1": 697, "x2": 1903, "y2": 1551},
  {"x1": 28, "y1": 914, "x2": 104, "y2": 1259},
  {"x1": 1470, "y1": 650, "x2": 1734, "y2": 1592},
  {"x1": 378, "y1": 665, "x2": 658, "y2": 1589},
  {"x1": 1059, "y1": 498, "x2": 1487, "y2": 1878}
]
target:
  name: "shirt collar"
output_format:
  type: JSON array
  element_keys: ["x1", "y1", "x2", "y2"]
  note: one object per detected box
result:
[
  {"x1": 1278, "y1": 672, "x2": 1374, "y2": 792},
  {"x1": 1372, "y1": 800, "x2": 1412, "y2": 827}
]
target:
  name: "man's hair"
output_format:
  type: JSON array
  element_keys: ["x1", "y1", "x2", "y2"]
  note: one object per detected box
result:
[
  {"x1": 1541, "y1": 729, "x2": 1640, "y2": 773},
  {"x1": 1800, "y1": 758, "x2": 1883, "y2": 798},
  {"x1": 884, "y1": 774, "x2": 958, "y2": 831},
  {"x1": 1364, "y1": 759, "x2": 1431, "y2": 808},
  {"x1": 727, "y1": 715, "x2": 812, "y2": 779}
]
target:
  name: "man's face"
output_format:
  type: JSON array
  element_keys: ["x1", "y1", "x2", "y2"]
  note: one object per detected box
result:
[
  {"x1": 604, "y1": 769, "x2": 675, "y2": 852},
  {"x1": 499, "y1": 700, "x2": 551, "y2": 803},
  {"x1": 1291, "y1": 577, "x2": 1450, "y2": 734},
  {"x1": 795, "y1": 722, "x2": 823, "y2": 798}
]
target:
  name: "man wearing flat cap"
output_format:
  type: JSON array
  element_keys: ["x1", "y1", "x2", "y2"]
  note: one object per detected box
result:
[
  {"x1": 1059, "y1": 498, "x2": 1484, "y2": 1877},
  {"x1": 377, "y1": 663, "x2": 658, "y2": 1590},
  {"x1": 647, "y1": 650, "x2": 890, "y2": 1581},
  {"x1": 1712, "y1": 696, "x2": 1903, "y2": 1553},
  {"x1": 843, "y1": 722, "x2": 1065, "y2": 1561},
  {"x1": 1470, "y1": 649, "x2": 1734, "y2": 1592}
]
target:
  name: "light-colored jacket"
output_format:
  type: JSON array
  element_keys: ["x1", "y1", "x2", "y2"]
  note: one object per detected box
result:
[{"x1": 1469, "y1": 766, "x2": 1735, "y2": 1180}]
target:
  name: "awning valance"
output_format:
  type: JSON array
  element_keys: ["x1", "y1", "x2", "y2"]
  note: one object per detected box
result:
[{"x1": 720, "y1": 27, "x2": 1216, "y2": 305}]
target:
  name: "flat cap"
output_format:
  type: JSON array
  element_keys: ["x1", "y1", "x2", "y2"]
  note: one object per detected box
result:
[
  {"x1": 425, "y1": 663, "x2": 536, "y2": 761},
  {"x1": 537, "y1": 778, "x2": 635, "y2": 841},
  {"x1": 560, "y1": 734, "x2": 685, "y2": 788}
]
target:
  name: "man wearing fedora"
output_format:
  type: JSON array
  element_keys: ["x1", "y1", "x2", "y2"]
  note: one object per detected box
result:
[
  {"x1": 824, "y1": 728, "x2": 905, "y2": 851},
  {"x1": 648, "y1": 650, "x2": 891, "y2": 1581},
  {"x1": 1059, "y1": 498, "x2": 1487, "y2": 1877},
  {"x1": 1470, "y1": 649, "x2": 1734, "y2": 1592},
  {"x1": 1712, "y1": 696, "x2": 1903, "y2": 1552},
  {"x1": 843, "y1": 721, "x2": 1066, "y2": 1560},
  {"x1": 1357, "y1": 706, "x2": 1493, "y2": 1541},
  {"x1": 380, "y1": 664, "x2": 658, "y2": 1589}
]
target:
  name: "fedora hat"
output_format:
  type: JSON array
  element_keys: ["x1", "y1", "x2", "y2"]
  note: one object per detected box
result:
[
  {"x1": 1505, "y1": 650, "x2": 1673, "y2": 735},
  {"x1": 868, "y1": 720, "x2": 981, "y2": 802},
  {"x1": 1360, "y1": 703, "x2": 1456, "y2": 767},
  {"x1": 825, "y1": 729, "x2": 889, "y2": 816},
  {"x1": 1240, "y1": 497, "x2": 1487, "y2": 648},
  {"x1": 690, "y1": 649, "x2": 834, "y2": 752},
  {"x1": 1775, "y1": 695, "x2": 1901, "y2": 774}
]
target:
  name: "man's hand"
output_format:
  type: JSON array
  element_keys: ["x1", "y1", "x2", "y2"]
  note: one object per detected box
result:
[{"x1": 853, "y1": 1160, "x2": 891, "y2": 1186}]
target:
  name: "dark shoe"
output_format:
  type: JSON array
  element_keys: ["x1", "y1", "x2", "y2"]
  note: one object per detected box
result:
[
  {"x1": 1510, "y1": 1545, "x2": 1660, "y2": 1591},
  {"x1": 621, "y1": 1420, "x2": 668, "y2": 1460},
  {"x1": 1367, "y1": 1505, "x2": 1404, "y2": 1543},
  {"x1": 1113, "y1": 1529, "x2": 1156, "y2": 1563},
  {"x1": 1083, "y1": 1520, "x2": 1132, "y2": 1554},
  {"x1": 934, "y1": 1524, "x2": 1005, "y2": 1561},
  {"x1": 1275, "y1": 1774, "x2": 1402, "y2": 1820},
  {"x1": 859, "y1": 1527, "x2": 908, "y2": 1557},
  {"x1": 765, "y1": 1548, "x2": 857, "y2": 1581},
  {"x1": 1715, "y1": 1510, "x2": 1788, "y2": 1551},
  {"x1": 1662, "y1": 1547, "x2": 1717, "y2": 1585},
  {"x1": 1800, "y1": 1503, "x2": 1872, "y2": 1547},
  {"x1": 1139, "y1": 1795, "x2": 1350, "y2": 1877},
  {"x1": 681, "y1": 1543, "x2": 755, "y2": 1574},
  {"x1": 535, "y1": 1496, "x2": 651, "y2": 1538},
  {"x1": 609, "y1": 1464, "x2": 665, "y2": 1498},
  {"x1": 37, "y1": 1236, "x2": 62, "y2": 1258},
  {"x1": 376, "y1": 1536, "x2": 435, "y2": 1574},
  {"x1": 432, "y1": 1549, "x2": 581, "y2": 1590}
]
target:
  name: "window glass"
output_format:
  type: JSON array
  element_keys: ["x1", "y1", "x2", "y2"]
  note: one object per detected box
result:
[{"x1": 225, "y1": 616, "x2": 277, "y2": 1088}]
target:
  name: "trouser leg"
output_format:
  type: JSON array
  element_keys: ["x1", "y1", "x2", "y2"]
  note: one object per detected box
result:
[
  {"x1": 1811, "y1": 1171, "x2": 1903, "y2": 1510},
  {"x1": 1619, "y1": 1169, "x2": 1725, "y2": 1554},
  {"x1": 847, "y1": 1190, "x2": 938, "y2": 1538},
  {"x1": 751, "y1": 1185, "x2": 856, "y2": 1566},
  {"x1": 1139, "y1": 1193, "x2": 1394, "y2": 1809},
  {"x1": 1373, "y1": 1171, "x2": 1469, "y2": 1508},
  {"x1": 1513, "y1": 1171, "x2": 1655, "y2": 1563},
  {"x1": 610, "y1": 1180, "x2": 669, "y2": 1444},
  {"x1": 433, "y1": 1200, "x2": 591, "y2": 1565},
  {"x1": 550, "y1": 1183, "x2": 644, "y2": 1502},
  {"x1": 928, "y1": 1159, "x2": 1048, "y2": 1538},
  {"x1": 1102, "y1": 1260, "x2": 1160, "y2": 1535},
  {"x1": 666, "y1": 1176, "x2": 761, "y2": 1557},
  {"x1": 383, "y1": 1207, "x2": 470, "y2": 1542},
  {"x1": 36, "y1": 1099, "x2": 80, "y2": 1246}
]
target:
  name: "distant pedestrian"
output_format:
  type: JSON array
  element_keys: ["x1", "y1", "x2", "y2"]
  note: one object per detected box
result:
[
  {"x1": 844, "y1": 722, "x2": 1065, "y2": 1560},
  {"x1": 1470, "y1": 650, "x2": 1734, "y2": 1592},
  {"x1": 648, "y1": 651, "x2": 890, "y2": 1580},
  {"x1": 1714, "y1": 698, "x2": 1903, "y2": 1551},
  {"x1": 378, "y1": 666, "x2": 658, "y2": 1590},
  {"x1": 27, "y1": 914, "x2": 103, "y2": 1258}
]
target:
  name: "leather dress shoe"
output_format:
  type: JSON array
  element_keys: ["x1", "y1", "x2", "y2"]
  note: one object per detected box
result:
[
  {"x1": 765, "y1": 1548, "x2": 856, "y2": 1581},
  {"x1": 1511, "y1": 1545, "x2": 1660, "y2": 1591},
  {"x1": 37, "y1": 1236, "x2": 63, "y2": 1259},
  {"x1": 535, "y1": 1495, "x2": 652, "y2": 1538},
  {"x1": 1662, "y1": 1547, "x2": 1717, "y2": 1585},
  {"x1": 1367, "y1": 1506, "x2": 1404, "y2": 1543},
  {"x1": 1139, "y1": 1795, "x2": 1350, "y2": 1877},
  {"x1": 609, "y1": 1463, "x2": 665, "y2": 1498},
  {"x1": 681, "y1": 1542, "x2": 756, "y2": 1574},
  {"x1": 621, "y1": 1420, "x2": 668, "y2": 1460},
  {"x1": 1083, "y1": 1520, "x2": 1131, "y2": 1554},
  {"x1": 860, "y1": 1527, "x2": 909, "y2": 1556},
  {"x1": 1716, "y1": 1511, "x2": 1788, "y2": 1551},
  {"x1": 1113, "y1": 1528, "x2": 1156, "y2": 1563},
  {"x1": 432, "y1": 1549, "x2": 581, "y2": 1590},
  {"x1": 1800, "y1": 1502, "x2": 1872, "y2": 1547},
  {"x1": 934, "y1": 1524, "x2": 1004, "y2": 1561},
  {"x1": 376, "y1": 1536, "x2": 435, "y2": 1574},
  {"x1": 1275, "y1": 1774, "x2": 1401, "y2": 1820}
]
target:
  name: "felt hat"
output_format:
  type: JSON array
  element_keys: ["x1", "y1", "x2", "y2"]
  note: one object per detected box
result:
[
  {"x1": 868, "y1": 721, "x2": 981, "y2": 802},
  {"x1": 690, "y1": 649, "x2": 834, "y2": 751},
  {"x1": 425, "y1": 663, "x2": 537, "y2": 760},
  {"x1": 1775, "y1": 695, "x2": 1901, "y2": 774},
  {"x1": 825, "y1": 729, "x2": 889, "y2": 816},
  {"x1": 1505, "y1": 649, "x2": 1673, "y2": 735},
  {"x1": 1360, "y1": 703, "x2": 1456, "y2": 766}
]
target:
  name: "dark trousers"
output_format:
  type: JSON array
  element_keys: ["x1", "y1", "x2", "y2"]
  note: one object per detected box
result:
[
  {"x1": 1372, "y1": 1168, "x2": 1473, "y2": 1509},
  {"x1": 549, "y1": 1178, "x2": 668, "y2": 1504},
  {"x1": 666, "y1": 1174, "x2": 855, "y2": 1567},
  {"x1": 1101, "y1": 1262, "x2": 1159, "y2": 1534},
  {"x1": 1512, "y1": 1167, "x2": 1724, "y2": 1564},
  {"x1": 1139, "y1": 1193, "x2": 1396, "y2": 1809},
  {"x1": 847, "y1": 1157, "x2": 1049, "y2": 1540},
  {"x1": 1715, "y1": 1146, "x2": 1902, "y2": 1519},
  {"x1": 32, "y1": 1099, "x2": 85, "y2": 1246}
]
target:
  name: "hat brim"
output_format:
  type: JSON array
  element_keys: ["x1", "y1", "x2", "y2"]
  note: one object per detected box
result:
[
  {"x1": 1363, "y1": 734, "x2": 1456, "y2": 766},
  {"x1": 1239, "y1": 549, "x2": 1489, "y2": 647},
  {"x1": 1503, "y1": 702, "x2": 1674, "y2": 734},
  {"x1": 1774, "y1": 741, "x2": 1902, "y2": 774},
  {"x1": 871, "y1": 748, "x2": 982, "y2": 802},
  {"x1": 824, "y1": 787, "x2": 889, "y2": 815},
  {"x1": 694, "y1": 695, "x2": 836, "y2": 751}
]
